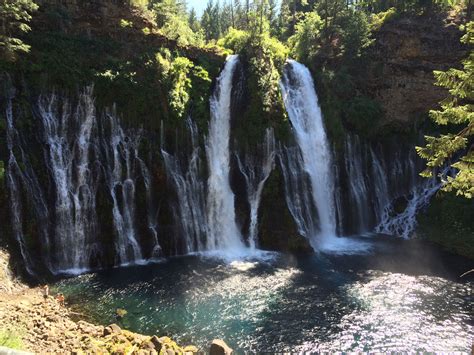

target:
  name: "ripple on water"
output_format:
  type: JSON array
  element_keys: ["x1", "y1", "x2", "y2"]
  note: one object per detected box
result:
[
  {"x1": 55, "y1": 253, "x2": 473, "y2": 353},
  {"x1": 297, "y1": 271, "x2": 473, "y2": 352}
]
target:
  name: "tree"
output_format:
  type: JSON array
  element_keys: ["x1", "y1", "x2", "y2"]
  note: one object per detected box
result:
[
  {"x1": 220, "y1": 1, "x2": 234, "y2": 35},
  {"x1": 188, "y1": 8, "x2": 201, "y2": 33},
  {"x1": 201, "y1": 0, "x2": 221, "y2": 41},
  {"x1": 0, "y1": 0, "x2": 38, "y2": 61},
  {"x1": 153, "y1": 0, "x2": 186, "y2": 28},
  {"x1": 417, "y1": 22, "x2": 474, "y2": 198},
  {"x1": 288, "y1": 11, "x2": 323, "y2": 61}
]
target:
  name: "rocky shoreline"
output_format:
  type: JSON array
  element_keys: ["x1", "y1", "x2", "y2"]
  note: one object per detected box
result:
[{"x1": 0, "y1": 250, "x2": 232, "y2": 354}]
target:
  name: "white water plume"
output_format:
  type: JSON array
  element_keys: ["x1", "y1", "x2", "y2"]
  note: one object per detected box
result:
[
  {"x1": 205, "y1": 54, "x2": 246, "y2": 253},
  {"x1": 236, "y1": 128, "x2": 276, "y2": 249},
  {"x1": 280, "y1": 60, "x2": 337, "y2": 248}
]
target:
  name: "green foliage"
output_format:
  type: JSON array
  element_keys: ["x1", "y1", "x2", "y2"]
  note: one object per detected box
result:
[
  {"x1": 201, "y1": 1, "x2": 221, "y2": 41},
  {"x1": 156, "y1": 49, "x2": 212, "y2": 122},
  {"x1": 0, "y1": 329, "x2": 23, "y2": 350},
  {"x1": 418, "y1": 192, "x2": 474, "y2": 258},
  {"x1": 287, "y1": 4, "x2": 374, "y2": 65},
  {"x1": 417, "y1": 22, "x2": 474, "y2": 198},
  {"x1": 217, "y1": 27, "x2": 250, "y2": 52},
  {"x1": 358, "y1": 0, "x2": 465, "y2": 13},
  {"x1": 344, "y1": 96, "x2": 383, "y2": 135},
  {"x1": 129, "y1": 0, "x2": 150, "y2": 10},
  {"x1": 151, "y1": 0, "x2": 204, "y2": 46},
  {"x1": 152, "y1": 0, "x2": 186, "y2": 27},
  {"x1": 339, "y1": 10, "x2": 373, "y2": 59},
  {"x1": 289, "y1": 12, "x2": 323, "y2": 62},
  {"x1": 0, "y1": 0, "x2": 38, "y2": 61},
  {"x1": 217, "y1": 16, "x2": 289, "y2": 146},
  {"x1": 369, "y1": 7, "x2": 398, "y2": 31},
  {"x1": 120, "y1": 19, "x2": 134, "y2": 28}
]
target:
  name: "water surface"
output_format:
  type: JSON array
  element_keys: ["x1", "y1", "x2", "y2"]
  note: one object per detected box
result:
[{"x1": 55, "y1": 238, "x2": 474, "y2": 352}]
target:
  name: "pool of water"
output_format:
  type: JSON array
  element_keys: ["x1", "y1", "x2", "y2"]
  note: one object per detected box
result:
[{"x1": 55, "y1": 237, "x2": 474, "y2": 352}]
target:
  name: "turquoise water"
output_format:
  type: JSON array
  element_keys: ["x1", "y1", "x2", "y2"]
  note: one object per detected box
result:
[{"x1": 55, "y1": 238, "x2": 474, "y2": 352}]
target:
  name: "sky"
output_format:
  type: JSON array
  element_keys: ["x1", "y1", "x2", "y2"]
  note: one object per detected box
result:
[
  {"x1": 186, "y1": 0, "x2": 207, "y2": 16},
  {"x1": 186, "y1": 0, "x2": 282, "y2": 17}
]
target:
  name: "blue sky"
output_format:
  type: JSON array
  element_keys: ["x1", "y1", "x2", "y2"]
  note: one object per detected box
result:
[
  {"x1": 186, "y1": 1, "x2": 281, "y2": 17},
  {"x1": 186, "y1": 0, "x2": 207, "y2": 15}
]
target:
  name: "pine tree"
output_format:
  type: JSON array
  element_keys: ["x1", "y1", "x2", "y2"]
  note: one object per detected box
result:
[
  {"x1": 201, "y1": 0, "x2": 221, "y2": 40},
  {"x1": 0, "y1": 0, "x2": 38, "y2": 61},
  {"x1": 417, "y1": 22, "x2": 474, "y2": 198},
  {"x1": 188, "y1": 8, "x2": 201, "y2": 33}
]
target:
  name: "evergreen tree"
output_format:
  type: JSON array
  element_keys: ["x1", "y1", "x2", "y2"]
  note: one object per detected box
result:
[
  {"x1": 220, "y1": 1, "x2": 234, "y2": 35},
  {"x1": 417, "y1": 22, "x2": 474, "y2": 198},
  {"x1": 153, "y1": 0, "x2": 187, "y2": 28},
  {"x1": 188, "y1": 8, "x2": 201, "y2": 33},
  {"x1": 0, "y1": 0, "x2": 38, "y2": 61},
  {"x1": 201, "y1": 0, "x2": 221, "y2": 41}
]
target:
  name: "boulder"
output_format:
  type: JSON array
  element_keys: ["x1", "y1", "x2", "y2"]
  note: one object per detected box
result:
[
  {"x1": 183, "y1": 345, "x2": 199, "y2": 353},
  {"x1": 103, "y1": 323, "x2": 122, "y2": 336},
  {"x1": 209, "y1": 339, "x2": 233, "y2": 355},
  {"x1": 150, "y1": 335, "x2": 171, "y2": 351},
  {"x1": 141, "y1": 340, "x2": 155, "y2": 350}
]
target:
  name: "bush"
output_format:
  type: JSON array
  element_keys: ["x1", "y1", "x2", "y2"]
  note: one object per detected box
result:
[
  {"x1": 0, "y1": 329, "x2": 23, "y2": 350},
  {"x1": 288, "y1": 12, "x2": 324, "y2": 63},
  {"x1": 344, "y1": 96, "x2": 382, "y2": 136},
  {"x1": 370, "y1": 8, "x2": 398, "y2": 31}
]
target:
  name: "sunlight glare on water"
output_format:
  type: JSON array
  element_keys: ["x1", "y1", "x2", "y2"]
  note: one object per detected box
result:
[
  {"x1": 299, "y1": 271, "x2": 473, "y2": 352},
  {"x1": 56, "y1": 245, "x2": 473, "y2": 353}
]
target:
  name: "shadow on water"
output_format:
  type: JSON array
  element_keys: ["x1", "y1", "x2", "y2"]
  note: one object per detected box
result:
[{"x1": 54, "y1": 237, "x2": 474, "y2": 352}]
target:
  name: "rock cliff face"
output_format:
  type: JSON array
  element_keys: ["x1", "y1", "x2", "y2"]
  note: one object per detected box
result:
[
  {"x1": 31, "y1": 0, "x2": 223, "y2": 61},
  {"x1": 367, "y1": 13, "x2": 466, "y2": 129}
]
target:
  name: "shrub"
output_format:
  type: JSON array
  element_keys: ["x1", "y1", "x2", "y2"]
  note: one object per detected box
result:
[{"x1": 0, "y1": 329, "x2": 23, "y2": 350}]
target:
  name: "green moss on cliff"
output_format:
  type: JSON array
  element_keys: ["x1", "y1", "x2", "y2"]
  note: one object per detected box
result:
[{"x1": 417, "y1": 193, "x2": 474, "y2": 259}]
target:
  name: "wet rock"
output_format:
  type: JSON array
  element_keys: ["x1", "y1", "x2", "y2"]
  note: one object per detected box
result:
[
  {"x1": 103, "y1": 323, "x2": 122, "y2": 336},
  {"x1": 142, "y1": 340, "x2": 156, "y2": 350},
  {"x1": 210, "y1": 339, "x2": 233, "y2": 355},
  {"x1": 150, "y1": 335, "x2": 170, "y2": 351},
  {"x1": 183, "y1": 345, "x2": 199, "y2": 353}
]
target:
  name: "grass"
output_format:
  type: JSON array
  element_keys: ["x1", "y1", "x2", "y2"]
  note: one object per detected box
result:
[{"x1": 0, "y1": 329, "x2": 23, "y2": 350}]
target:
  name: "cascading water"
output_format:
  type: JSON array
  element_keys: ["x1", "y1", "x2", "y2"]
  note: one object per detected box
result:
[
  {"x1": 103, "y1": 112, "x2": 144, "y2": 265},
  {"x1": 205, "y1": 55, "x2": 246, "y2": 252},
  {"x1": 5, "y1": 88, "x2": 159, "y2": 274},
  {"x1": 5, "y1": 91, "x2": 39, "y2": 275},
  {"x1": 343, "y1": 135, "x2": 371, "y2": 232},
  {"x1": 37, "y1": 90, "x2": 100, "y2": 273},
  {"x1": 236, "y1": 128, "x2": 276, "y2": 249},
  {"x1": 337, "y1": 133, "x2": 441, "y2": 239},
  {"x1": 278, "y1": 145, "x2": 318, "y2": 239},
  {"x1": 375, "y1": 175, "x2": 442, "y2": 239},
  {"x1": 162, "y1": 118, "x2": 207, "y2": 253},
  {"x1": 138, "y1": 156, "x2": 161, "y2": 258},
  {"x1": 280, "y1": 60, "x2": 337, "y2": 248},
  {"x1": 3, "y1": 62, "x2": 449, "y2": 275}
]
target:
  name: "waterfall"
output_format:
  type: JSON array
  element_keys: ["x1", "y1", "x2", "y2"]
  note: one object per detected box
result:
[
  {"x1": 205, "y1": 55, "x2": 246, "y2": 252},
  {"x1": 103, "y1": 112, "x2": 144, "y2": 265},
  {"x1": 278, "y1": 145, "x2": 318, "y2": 239},
  {"x1": 138, "y1": 156, "x2": 161, "y2": 258},
  {"x1": 339, "y1": 133, "x2": 441, "y2": 239},
  {"x1": 162, "y1": 118, "x2": 207, "y2": 253},
  {"x1": 236, "y1": 128, "x2": 276, "y2": 249},
  {"x1": 5, "y1": 93, "x2": 38, "y2": 275},
  {"x1": 5, "y1": 88, "x2": 159, "y2": 274},
  {"x1": 375, "y1": 178, "x2": 441, "y2": 238},
  {"x1": 37, "y1": 90, "x2": 100, "y2": 272},
  {"x1": 280, "y1": 60, "x2": 337, "y2": 246},
  {"x1": 344, "y1": 135, "x2": 371, "y2": 232},
  {"x1": 370, "y1": 147, "x2": 390, "y2": 224}
]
